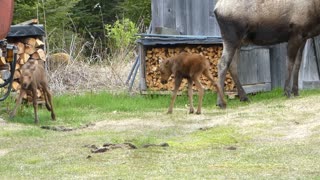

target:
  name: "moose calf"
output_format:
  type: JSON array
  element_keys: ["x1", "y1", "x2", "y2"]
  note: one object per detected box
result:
[
  {"x1": 11, "y1": 59, "x2": 56, "y2": 123},
  {"x1": 159, "y1": 52, "x2": 226, "y2": 114}
]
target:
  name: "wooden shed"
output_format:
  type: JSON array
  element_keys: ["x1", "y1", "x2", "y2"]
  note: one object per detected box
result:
[{"x1": 132, "y1": 0, "x2": 320, "y2": 94}]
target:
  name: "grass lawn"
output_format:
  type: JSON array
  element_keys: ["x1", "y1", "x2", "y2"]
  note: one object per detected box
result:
[{"x1": 0, "y1": 89, "x2": 320, "y2": 179}]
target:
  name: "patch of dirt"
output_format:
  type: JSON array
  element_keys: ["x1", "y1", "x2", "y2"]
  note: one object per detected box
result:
[
  {"x1": 0, "y1": 117, "x2": 6, "y2": 125},
  {"x1": 0, "y1": 149, "x2": 9, "y2": 157},
  {"x1": 276, "y1": 119, "x2": 320, "y2": 140},
  {"x1": 40, "y1": 123, "x2": 95, "y2": 132},
  {"x1": 88, "y1": 143, "x2": 137, "y2": 154},
  {"x1": 89, "y1": 118, "x2": 176, "y2": 131},
  {"x1": 85, "y1": 142, "x2": 169, "y2": 157}
]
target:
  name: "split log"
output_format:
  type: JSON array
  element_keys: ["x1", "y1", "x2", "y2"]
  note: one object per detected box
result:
[
  {"x1": 15, "y1": 42, "x2": 25, "y2": 54},
  {"x1": 24, "y1": 38, "x2": 36, "y2": 47},
  {"x1": 13, "y1": 70, "x2": 21, "y2": 80},
  {"x1": 35, "y1": 49, "x2": 46, "y2": 61},
  {"x1": 0, "y1": 57, "x2": 6, "y2": 65},
  {"x1": 16, "y1": 19, "x2": 38, "y2": 26},
  {"x1": 24, "y1": 44, "x2": 36, "y2": 55},
  {"x1": 18, "y1": 53, "x2": 30, "y2": 64},
  {"x1": 12, "y1": 81, "x2": 21, "y2": 91},
  {"x1": 35, "y1": 38, "x2": 44, "y2": 48}
]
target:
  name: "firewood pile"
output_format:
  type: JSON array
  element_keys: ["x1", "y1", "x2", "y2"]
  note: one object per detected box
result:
[
  {"x1": 145, "y1": 45, "x2": 235, "y2": 92},
  {"x1": 8, "y1": 37, "x2": 46, "y2": 103}
]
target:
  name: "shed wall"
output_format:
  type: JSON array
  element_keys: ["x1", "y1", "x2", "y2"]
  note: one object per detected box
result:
[{"x1": 150, "y1": 0, "x2": 320, "y2": 92}]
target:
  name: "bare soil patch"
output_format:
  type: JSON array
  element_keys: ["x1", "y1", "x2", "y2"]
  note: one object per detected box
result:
[{"x1": 0, "y1": 149, "x2": 9, "y2": 157}]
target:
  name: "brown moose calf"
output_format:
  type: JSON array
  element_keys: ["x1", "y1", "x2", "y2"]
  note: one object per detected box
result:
[
  {"x1": 11, "y1": 59, "x2": 56, "y2": 123},
  {"x1": 159, "y1": 52, "x2": 226, "y2": 114}
]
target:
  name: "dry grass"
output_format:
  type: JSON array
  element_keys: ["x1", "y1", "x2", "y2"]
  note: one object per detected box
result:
[{"x1": 47, "y1": 46, "x2": 139, "y2": 94}]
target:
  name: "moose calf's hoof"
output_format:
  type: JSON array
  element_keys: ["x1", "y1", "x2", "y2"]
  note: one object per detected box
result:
[
  {"x1": 239, "y1": 96, "x2": 249, "y2": 102},
  {"x1": 217, "y1": 103, "x2": 227, "y2": 109}
]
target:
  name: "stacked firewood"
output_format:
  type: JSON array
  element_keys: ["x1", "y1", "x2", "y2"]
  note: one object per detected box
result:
[
  {"x1": 145, "y1": 45, "x2": 235, "y2": 92},
  {"x1": 9, "y1": 37, "x2": 46, "y2": 102}
]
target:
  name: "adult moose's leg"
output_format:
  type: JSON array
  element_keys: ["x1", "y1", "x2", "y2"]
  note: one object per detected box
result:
[
  {"x1": 217, "y1": 41, "x2": 238, "y2": 107},
  {"x1": 167, "y1": 75, "x2": 183, "y2": 114},
  {"x1": 292, "y1": 40, "x2": 306, "y2": 96},
  {"x1": 284, "y1": 36, "x2": 303, "y2": 97},
  {"x1": 229, "y1": 49, "x2": 248, "y2": 101},
  {"x1": 203, "y1": 69, "x2": 226, "y2": 109},
  {"x1": 187, "y1": 78, "x2": 194, "y2": 114}
]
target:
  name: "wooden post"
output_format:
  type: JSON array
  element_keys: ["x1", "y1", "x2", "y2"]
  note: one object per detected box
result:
[{"x1": 139, "y1": 43, "x2": 147, "y2": 91}]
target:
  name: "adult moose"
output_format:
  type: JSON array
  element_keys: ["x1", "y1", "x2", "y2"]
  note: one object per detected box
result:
[{"x1": 214, "y1": 0, "x2": 320, "y2": 107}]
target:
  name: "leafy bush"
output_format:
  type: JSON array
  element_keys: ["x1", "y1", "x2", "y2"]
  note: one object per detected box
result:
[{"x1": 105, "y1": 18, "x2": 139, "y2": 50}]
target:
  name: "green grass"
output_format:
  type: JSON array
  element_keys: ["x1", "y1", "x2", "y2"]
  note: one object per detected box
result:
[
  {"x1": 1, "y1": 89, "x2": 320, "y2": 179},
  {"x1": 0, "y1": 88, "x2": 317, "y2": 127}
]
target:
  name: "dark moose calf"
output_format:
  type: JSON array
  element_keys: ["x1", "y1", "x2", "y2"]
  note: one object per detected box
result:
[
  {"x1": 11, "y1": 59, "x2": 56, "y2": 123},
  {"x1": 159, "y1": 52, "x2": 226, "y2": 114}
]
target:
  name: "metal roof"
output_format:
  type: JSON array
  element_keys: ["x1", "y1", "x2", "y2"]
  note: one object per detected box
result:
[
  {"x1": 136, "y1": 34, "x2": 223, "y2": 46},
  {"x1": 7, "y1": 25, "x2": 45, "y2": 37}
]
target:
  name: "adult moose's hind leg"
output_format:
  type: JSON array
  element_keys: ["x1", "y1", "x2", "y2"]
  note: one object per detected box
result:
[
  {"x1": 229, "y1": 49, "x2": 248, "y2": 101},
  {"x1": 217, "y1": 42, "x2": 238, "y2": 107},
  {"x1": 284, "y1": 37, "x2": 303, "y2": 98},
  {"x1": 292, "y1": 41, "x2": 306, "y2": 96},
  {"x1": 203, "y1": 69, "x2": 226, "y2": 109}
]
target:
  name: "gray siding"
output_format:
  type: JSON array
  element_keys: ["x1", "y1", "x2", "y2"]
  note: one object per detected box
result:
[{"x1": 152, "y1": 0, "x2": 220, "y2": 36}]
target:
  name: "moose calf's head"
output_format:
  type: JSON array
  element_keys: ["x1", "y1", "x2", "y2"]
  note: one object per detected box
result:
[
  {"x1": 159, "y1": 58, "x2": 172, "y2": 84},
  {"x1": 20, "y1": 60, "x2": 37, "y2": 89},
  {"x1": 21, "y1": 69, "x2": 33, "y2": 89}
]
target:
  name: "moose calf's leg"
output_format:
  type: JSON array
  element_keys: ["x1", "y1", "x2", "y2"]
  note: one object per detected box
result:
[
  {"x1": 193, "y1": 79, "x2": 204, "y2": 114},
  {"x1": 168, "y1": 77, "x2": 182, "y2": 114},
  {"x1": 187, "y1": 79, "x2": 194, "y2": 114},
  {"x1": 43, "y1": 86, "x2": 56, "y2": 120},
  {"x1": 10, "y1": 90, "x2": 26, "y2": 118},
  {"x1": 32, "y1": 88, "x2": 39, "y2": 124}
]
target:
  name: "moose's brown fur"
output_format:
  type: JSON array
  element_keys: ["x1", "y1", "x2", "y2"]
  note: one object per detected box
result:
[
  {"x1": 214, "y1": 0, "x2": 320, "y2": 107},
  {"x1": 159, "y1": 52, "x2": 226, "y2": 114},
  {"x1": 10, "y1": 59, "x2": 56, "y2": 123}
]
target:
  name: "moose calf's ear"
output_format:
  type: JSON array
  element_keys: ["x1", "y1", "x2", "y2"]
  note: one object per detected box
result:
[
  {"x1": 165, "y1": 59, "x2": 170, "y2": 66},
  {"x1": 159, "y1": 58, "x2": 163, "y2": 64}
]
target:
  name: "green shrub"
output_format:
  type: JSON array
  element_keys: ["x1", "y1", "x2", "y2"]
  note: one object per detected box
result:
[{"x1": 105, "y1": 18, "x2": 139, "y2": 50}]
